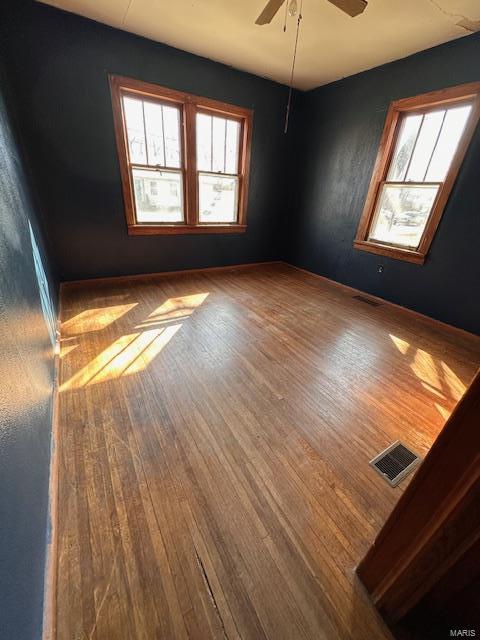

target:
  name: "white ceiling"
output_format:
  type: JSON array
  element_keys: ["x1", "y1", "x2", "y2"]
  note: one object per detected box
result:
[{"x1": 38, "y1": 0, "x2": 480, "y2": 90}]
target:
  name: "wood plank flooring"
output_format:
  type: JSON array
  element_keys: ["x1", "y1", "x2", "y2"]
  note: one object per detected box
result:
[{"x1": 55, "y1": 263, "x2": 480, "y2": 640}]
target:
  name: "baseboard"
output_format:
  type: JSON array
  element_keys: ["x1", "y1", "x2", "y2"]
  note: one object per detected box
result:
[
  {"x1": 61, "y1": 261, "x2": 282, "y2": 289},
  {"x1": 60, "y1": 259, "x2": 476, "y2": 339},
  {"x1": 42, "y1": 311, "x2": 62, "y2": 640},
  {"x1": 281, "y1": 261, "x2": 478, "y2": 341}
]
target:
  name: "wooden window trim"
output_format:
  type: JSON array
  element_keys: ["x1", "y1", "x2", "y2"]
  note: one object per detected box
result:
[
  {"x1": 109, "y1": 75, "x2": 253, "y2": 235},
  {"x1": 354, "y1": 82, "x2": 480, "y2": 264}
]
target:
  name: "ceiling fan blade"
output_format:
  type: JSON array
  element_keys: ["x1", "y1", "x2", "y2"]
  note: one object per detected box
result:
[
  {"x1": 255, "y1": 0, "x2": 287, "y2": 25},
  {"x1": 327, "y1": 0, "x2": 367, "y2": 17}
]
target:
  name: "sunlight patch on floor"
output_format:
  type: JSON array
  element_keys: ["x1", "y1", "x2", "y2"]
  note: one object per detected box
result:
[
  {"x1": 60, "y1": 332, "x2": 139, "y2": 390},
  {"x1": 60, "y1": 327, "x2": 183, "y2": 390},
  {"x1": 62, "y1": 303, "x2": 138, "y2": 335},
  {"x1": 60, "y1": 343, "x2": 78, "y2": 359},
  {"x1": 434, "y1": 403, "x2": 451, "y2": 420},
  {"x1": 410, "y1": 349, "x2": 441, "y2": 391},
  {"x1": 440, "y1": 361, "x2": 466, "y2": 400},
  {"x1": 60, "y1": 293, "x2": 209, "y2": 390},
  {"x1": 146, "y1": 293, "x2": 209, "y2": 321},
  {"x1": 389, "y1": 334, "x2": 410, "y2": 355}
]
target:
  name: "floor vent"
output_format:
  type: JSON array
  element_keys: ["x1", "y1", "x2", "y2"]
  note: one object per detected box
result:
[
  {"x1": 370, "y1": 441, "x2": 421, "y2": 487},
  {"x1": 353, "y1": 295, "x2": 381, "y2": 307}
]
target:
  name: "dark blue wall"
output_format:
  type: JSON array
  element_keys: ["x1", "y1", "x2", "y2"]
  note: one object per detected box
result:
[
  {"x1": 286, "y1": 34, "x2": 480, "y2": 334},
  {"x1": 0, "y1": 58, "x2": 58, "y2": 640},
  {"x1": 2, "y1": 0, "x2": 293, "y2": 281}
]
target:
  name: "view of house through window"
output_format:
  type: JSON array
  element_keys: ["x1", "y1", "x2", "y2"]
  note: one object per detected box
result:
[
  {"x1": 110, "y1": 76, "x2": 252, "y2": 234},
  {"x1": 368, "y1": 104, "x2": 472, "y2": 249}
]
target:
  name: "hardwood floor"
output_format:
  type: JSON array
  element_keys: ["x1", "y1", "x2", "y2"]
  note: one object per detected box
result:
[{"x1": 55, "y1": 263, "x2": 480, "y2": 640}]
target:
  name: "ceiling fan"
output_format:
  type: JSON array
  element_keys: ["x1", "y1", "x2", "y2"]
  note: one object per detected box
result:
[{"x1": 255, "y1": 0, "x2": 367, "y2": 24}]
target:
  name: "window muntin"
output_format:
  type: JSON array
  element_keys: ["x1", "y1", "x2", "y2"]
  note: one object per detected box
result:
[
  {"x1": 355, "y1": 84, "x2": 480, "y2": 263},
  {"x1": 111, "y1": 76, "x2": 252, "y2": 234}
]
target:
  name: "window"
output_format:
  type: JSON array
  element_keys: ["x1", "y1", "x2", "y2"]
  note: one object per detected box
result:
[
  {"x1": 197, "y1": 113, "x2": 241, "y2": 223},
  {"x1": 354, "y1": 83, "x2": 480, "y2": 264},
  {"x1": 110, "y1": 75, "x2": 252, "y2": 235}
]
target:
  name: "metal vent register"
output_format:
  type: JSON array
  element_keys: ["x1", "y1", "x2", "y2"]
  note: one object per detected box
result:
[{"x1": 370, "y1": 441, "x2": 421, "y2": 487}]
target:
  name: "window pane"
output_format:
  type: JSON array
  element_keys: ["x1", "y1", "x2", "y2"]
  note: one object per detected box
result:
[
  {"x1": 198, "y1": 173, "x2": 238, "y2": 223},
  {"x1": 212, "y1": 117, "x2": 226, "y2": 173},
  {"x1": 196, "y1": 113, "x2": 212, "y2": 171},
  {"x1": 425, "y1": 104, "x2": 472, "y2": 181},
  {"x1": 225, "y1": 120, "x2": 240, "y2": 174},
  {"x1": 368, "y1": 184, "x2": 439, "y2": 249},
  {"x1": 162, "y1": 105, "x2": 181, "y2": 168},
  {"x1": 387, "y1": 114, "x2": 422, "y2": 182},
  {"x1": 196, "y1": 114, "x2": 241, "y2": 174},
  {"x1": 123, "y1": 97, "x2": 146, "y2": 164},
  {"x1": 405, "y1": 110, "x2": 445, "y2": 182},
  {"x1": 144, "y1": 101, "x2": 165, "y2": 166},
  {"x1": 132, "y1": 168, "x2": 183, "y2": 223}
]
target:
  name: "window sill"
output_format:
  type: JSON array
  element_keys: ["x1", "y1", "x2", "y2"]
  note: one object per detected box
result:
[
  {"x1": 128, "y1": 224, "x2": 247, "y2": 236},
  {"x1": 353, "y1": 239, "x2": 425, "y2": 265}
]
